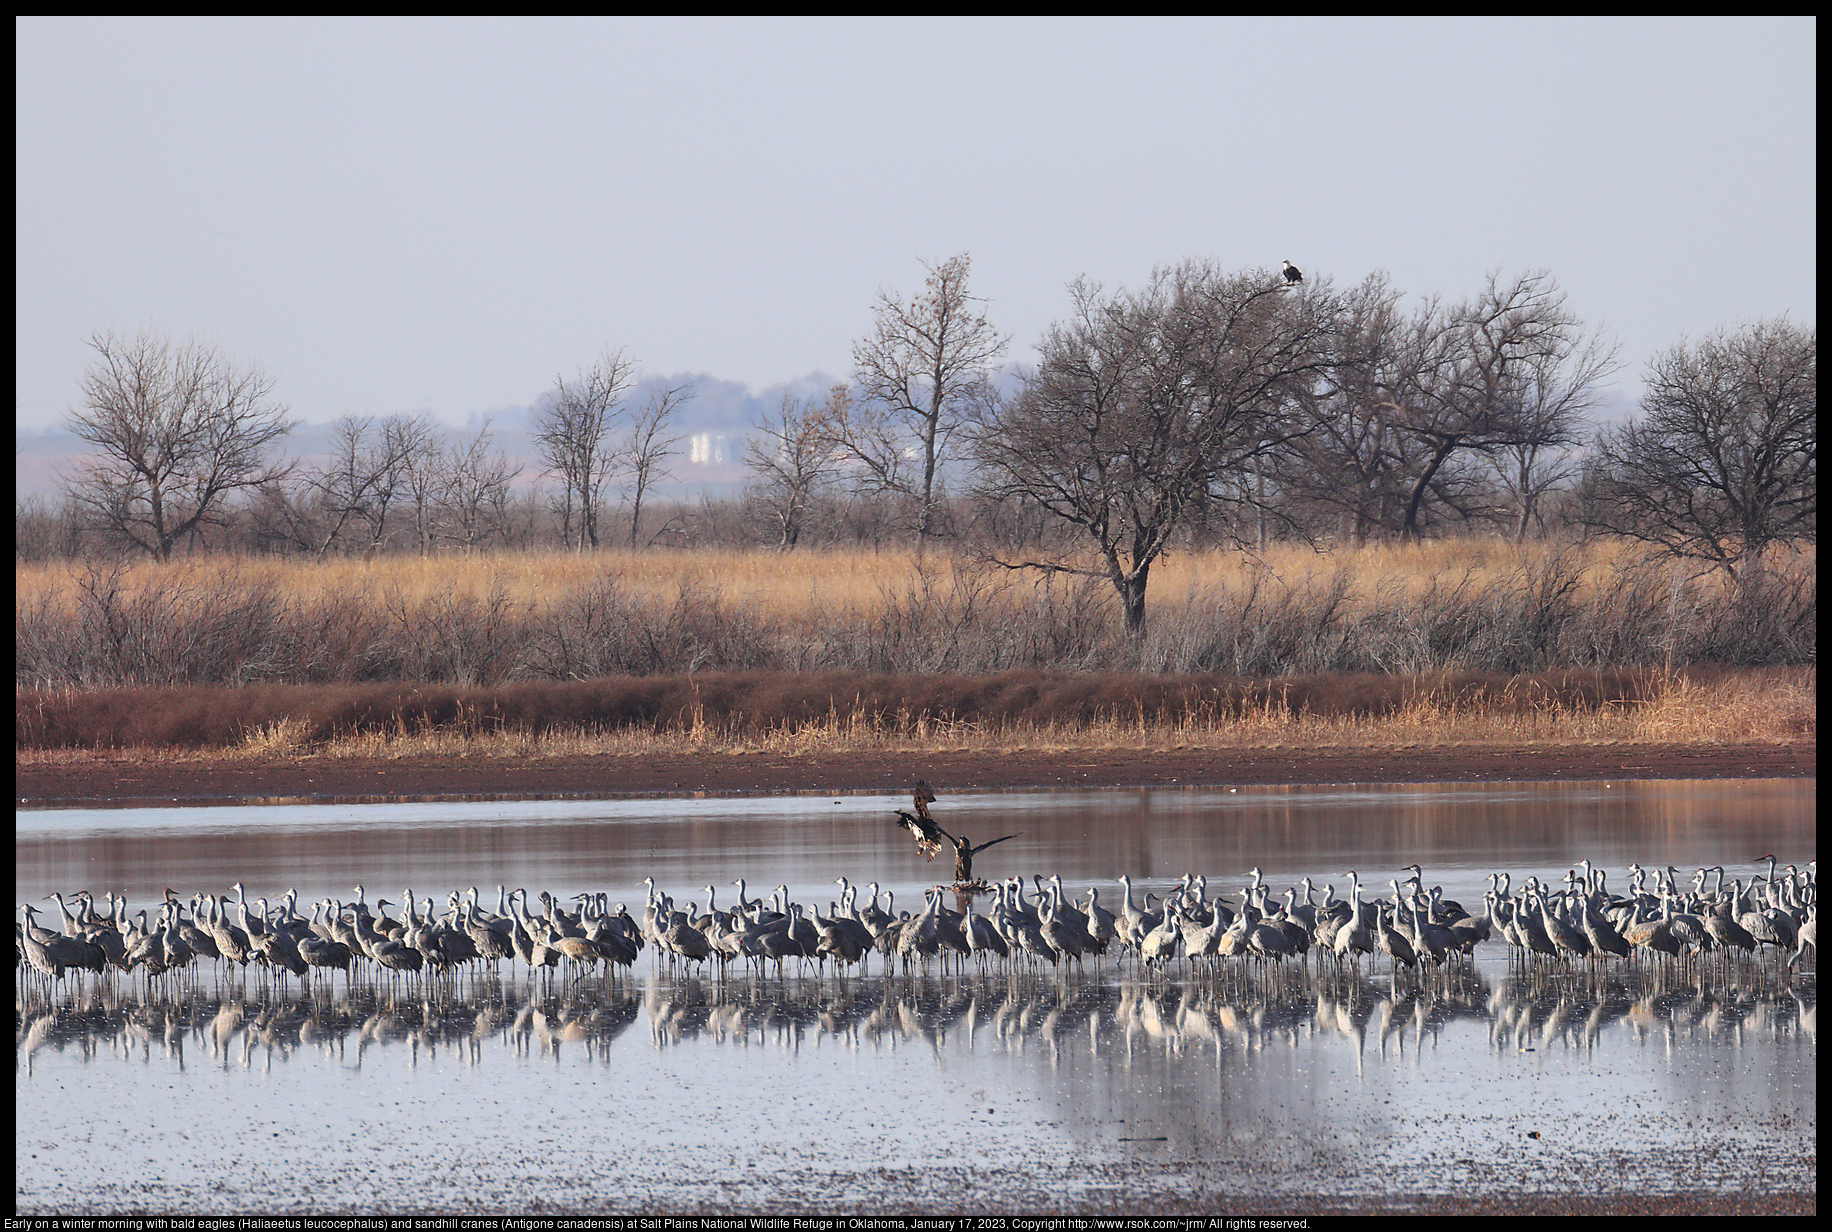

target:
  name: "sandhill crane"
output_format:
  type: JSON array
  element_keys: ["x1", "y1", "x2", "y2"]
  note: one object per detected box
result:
[
  {"x1": 896, "y1": 891, "x2": 945, "y2": 970},
  {"x1": 1218, "y1": 908, "x2": 1253, "y2": 961},
  {"x1": 1246, "y1": 901, "x2": 1299, "y2": 966},
  {"x1": 1702, "y1": 899, "x2": 1759, "y2": 956},
  {"x1": 1579, "y1": 893, "x2": 1632, "y2": 961},
  {"x1": 1140, "y1": 905, "x2": 1183, "y2": 968},
  {"x1": 852, "y1": 882, "x2": 894, "y2": 940},
  {"x1": 16, "y1": 856, "x2": 1806, "y2": 1002},
  {"x1": 546, "y1": 929, "x2": 604, "y2": 977},
  {"x1": 962, "y1": 895, "x2": 1009, "y2": 964},
  {"x1": 249, "y1": 898, "x2": 309, "y2": 979},
  {"x1": 169, "y1": 895, "x2": 218, "y2": 964},
  {"x1": 998, "y1": 887, "x2": 1058, "y2": 968},
  {"x1": 1531, "y1": 889, "x2": 1592, "y2": 964},
  {"x1": 1623, "y1": 898, "x2": 1684, "y2": 961},
  {"x1": 1373, "y1": 900, "x2": 1418, "y2": 971},
  {"x1": 297, "y1": 931, "x2": 353, "y2": 985},
  {"x1": 660, "y1": 908, "x2": 713, "y2": 969},
  {"x1": 1038, "y1": 896, "x2": 1088, "y2": 966},
  {"x1": 1330, "y1": 872, "x2": 1374, "y2": 966},
  {"x1": 21, "y1": 905, "x2": 92, "y2": 981},
  {"x1": 1081, "y1": 886, "x2": 1118, "y2": 957},
  {"x1": 462, "y1": 900, "x2": 516, "y2": 964},
  {"x1": 1179, "y1": 900, "x2": 1222, "y2": 961},
  {"x1": 351, "y1": 904, "x2": 423, "y2": 979},
  {"x1": 1788, "y1": 908, "x2": 1816, "y2": 968},
  {"x1": 44, "y1": 891, "x2": 84, "y2": 937},
  {"x1": 1737, "y1": 865, "x2": 1800, "y2": 957},
  {"x1": 123, "y1": 909, "x2": 167, "y2": 976},
  {"x1": 814, "y1": 905, "x2": 869, "y2": 971},
  {"x1": 1114, "y1": 875, "x2": 1152, "y2": 951}
]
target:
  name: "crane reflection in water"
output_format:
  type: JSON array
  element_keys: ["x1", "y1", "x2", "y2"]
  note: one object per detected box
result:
[{"x1": 17, "y1": 961, "x2": 1815, "y2": 1077}]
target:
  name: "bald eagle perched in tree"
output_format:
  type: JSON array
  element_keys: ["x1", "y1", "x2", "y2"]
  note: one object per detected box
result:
[{"x1": 1281, "y1": 260, "x2": 1303, "y2": 285}]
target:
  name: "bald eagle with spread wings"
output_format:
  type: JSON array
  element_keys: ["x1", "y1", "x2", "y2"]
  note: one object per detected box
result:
[
  {"x1": 890, "y1": 780, "x2": 1020, "y2": 883},
  {"x1": 892, "y1": 780, "x2": 949, "y2": 860}
]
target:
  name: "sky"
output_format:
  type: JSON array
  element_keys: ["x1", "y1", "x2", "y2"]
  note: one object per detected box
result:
[{"x1": 14, "y1": 16, "x2": 1817, "y2": 436}]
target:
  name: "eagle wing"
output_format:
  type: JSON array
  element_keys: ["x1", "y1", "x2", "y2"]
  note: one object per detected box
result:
[{"x1": 893, "y1": 809, "x2": 947, "y2": 860}]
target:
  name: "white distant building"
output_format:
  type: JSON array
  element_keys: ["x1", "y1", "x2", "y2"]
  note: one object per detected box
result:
[{"x1": 689, "y1": 432, "x2": 733, "y2": 466}]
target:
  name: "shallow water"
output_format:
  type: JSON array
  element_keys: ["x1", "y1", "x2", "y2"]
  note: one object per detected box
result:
[{"x1": 14, "y1": 780, "x2": 1817, "y2": 1213}]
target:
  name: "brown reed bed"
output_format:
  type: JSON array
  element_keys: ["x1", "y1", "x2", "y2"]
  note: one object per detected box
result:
[{"x1": 15, "y1": 665, "x2": 1814, "y2": 764}]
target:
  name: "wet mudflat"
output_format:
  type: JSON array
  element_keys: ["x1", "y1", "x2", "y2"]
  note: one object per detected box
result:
[{"x1": 14, "y1": 781, "x2": 1817, "y2": 1214}]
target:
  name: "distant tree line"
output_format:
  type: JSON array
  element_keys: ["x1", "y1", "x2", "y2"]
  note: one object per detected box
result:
[{"x1": 21, "y1": 258, "x2": 1814, "y2": 631}]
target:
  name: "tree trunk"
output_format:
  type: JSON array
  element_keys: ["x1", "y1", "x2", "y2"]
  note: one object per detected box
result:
[
  {"x1": 1402, "y1": 437, "x2": 1459, "y2": 541},
  {"x1": 915, "y1": 407, "x2": 940, "y2": 558},
  {"x1": 1118, "y1": 570, "x2": 1149, "y2": 633}
]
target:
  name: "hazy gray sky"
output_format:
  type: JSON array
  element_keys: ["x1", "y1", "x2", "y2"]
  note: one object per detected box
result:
[{"x1": 15, "y1": 16, "x2": 1816, "y2": 433}]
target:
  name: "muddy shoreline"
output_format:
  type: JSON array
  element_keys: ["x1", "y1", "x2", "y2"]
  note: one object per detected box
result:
[{"x1": 15, "y1": 739, "x2": 1815, "y2": 808}]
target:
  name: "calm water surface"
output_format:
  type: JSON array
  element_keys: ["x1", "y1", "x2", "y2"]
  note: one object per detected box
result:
[{"x1": 15, "y1": 781, "x2": 1816, "y2": 1213}]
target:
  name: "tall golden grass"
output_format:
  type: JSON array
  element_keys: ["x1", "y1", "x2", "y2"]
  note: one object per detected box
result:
[
  {"x1": 17, "y1": 544, "x2": 920, "y2": 627},
  {"x1": 19, "y1": 536, "x2": 1750, "y2": 622}
]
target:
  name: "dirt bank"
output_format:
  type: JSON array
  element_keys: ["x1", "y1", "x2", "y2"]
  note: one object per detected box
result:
[{"x1": 15, "y1": 739, "x2": 1815, "y2": 808}]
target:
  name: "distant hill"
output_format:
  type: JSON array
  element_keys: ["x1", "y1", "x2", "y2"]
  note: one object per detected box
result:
[
  {"x1": 15, "y1": 370, "x2": 844, "y2": 500},
  {"x1": 14, "y1": 373, "x2": 1641, "y2": 501}
]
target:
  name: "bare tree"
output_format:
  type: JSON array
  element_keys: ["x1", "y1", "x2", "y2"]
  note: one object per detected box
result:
[
  {"x1": 837, "y1": 253, "x2": 1009, "y2": 554},
  {"x1": 304, "y1": 414, "x2": 380, "y2": 555},
  {"x1": 1385, "y1": 270, "x2": 1612, "y2": 541},
  {"x1": 618, "y1": 382, "x2": 692, "y2": 548},
  {"x1": 439, "y1": 418, "x2": 523, "y2": 552},
  {"x1": 535, "y1": 349, "x2": 635, "y2": 551},
  {"x1": 1489, "y1": 322, "x2": 1618, "y2": 540},
  {"x1": 376, "y1": 414, "x2": 442, "y2": 551},
  {"x1": 743, "y1": 385, "x2": 845, "y2": 550},
  {"x1": 15, "y1": 491, "x2": 83, "y2": 562},
  {"x1": 400, "y1": 418, "x2": 449, "y2": 556},
  {"x1": 62, "y1": 329, "x2": 295, "y2": 558},
  {"x1": 1276, "y1": 273, "x2": 1418, "y2": 545},
  {"x1": 1580, "y1": 318, "x2": 1815, "y2": 572},
  {"x1": 970, "y1": 261, "x2": 1339, "y2": 632},
  {"x1": 305, "y1": 412, "x2": 441, "y2": 556}
]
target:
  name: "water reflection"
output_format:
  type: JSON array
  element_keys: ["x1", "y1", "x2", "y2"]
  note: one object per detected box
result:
[
  {"x1": 16, "y1": 779, "x2": 1814, "y2": 921},
  {"x1": 15, "y1": 781, "x2": 1814, "y2": 1211},
  {"x1": 19, "y1": 965, "x2": 1814, "y2": 1076}
]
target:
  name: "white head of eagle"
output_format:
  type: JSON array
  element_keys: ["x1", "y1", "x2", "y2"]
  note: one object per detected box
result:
[{"x1": 1281, "y1": 261, "x2": 1303, "y2": 285}]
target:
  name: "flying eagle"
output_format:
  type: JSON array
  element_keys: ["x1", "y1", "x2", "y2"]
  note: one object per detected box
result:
[
  {"x1": 893, "y1": 780, "x2": 949, "y2": 860},
  {"x1": 1281, "y1": 260, "x2": 1303, "y2": 285},
  {"x1": 893, "y1": 808, "x2": 950, "y2": 861}
]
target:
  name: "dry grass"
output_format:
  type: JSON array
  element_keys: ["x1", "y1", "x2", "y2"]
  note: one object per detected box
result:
[
  {"x1": 20, "y1": 536, "x2": 1762, "y2": 624},
  {"x1": 20, "y1": 538, "x2": 1816, "y2": 692},
  {"x1": 14, "y1": 545, "x2": 919, "y2": 627}
]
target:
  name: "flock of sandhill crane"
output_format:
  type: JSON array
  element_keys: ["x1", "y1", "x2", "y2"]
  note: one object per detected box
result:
[{"x1": 16, "y1": 853, "x2": 1814, "y2": 989}]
